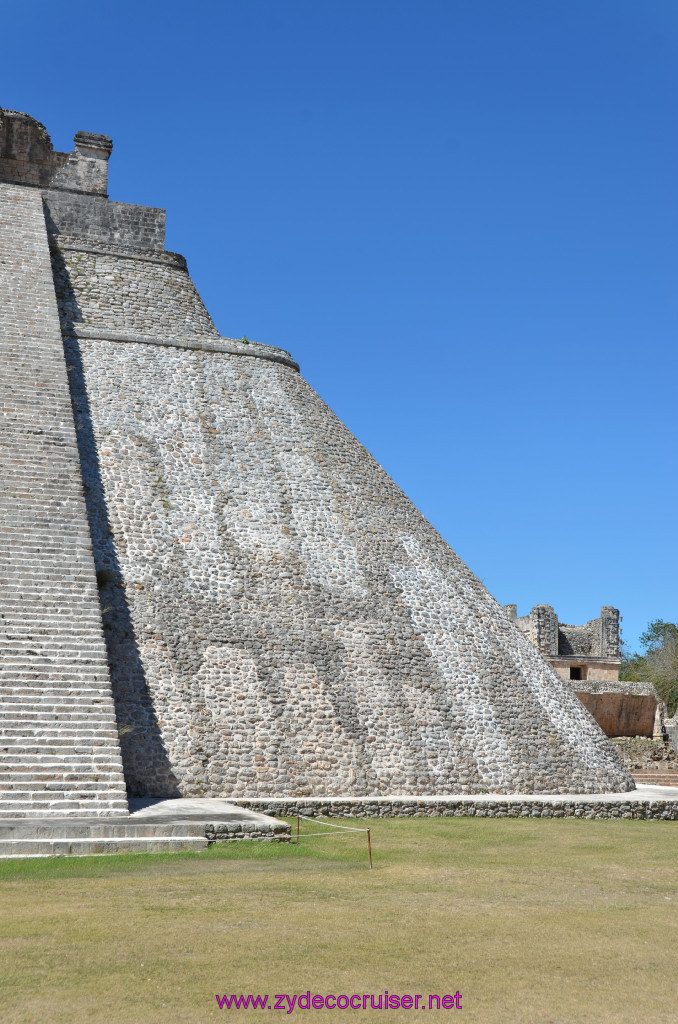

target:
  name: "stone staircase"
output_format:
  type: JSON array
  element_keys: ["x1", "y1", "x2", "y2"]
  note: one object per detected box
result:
[
  {"x1": 0, "y1": 182, "x2": 129, "y2": 817},
  {"x1": 632, "y1": 770, "x2": 678, "y2": 788},
  {"x1": 0, "y1": 687, "x2": 127, "y2": 816}
]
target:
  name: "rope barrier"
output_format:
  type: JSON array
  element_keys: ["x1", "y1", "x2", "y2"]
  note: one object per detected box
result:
[{"x1": 294, "y1": 814, "x2": 372, "y2": 868}]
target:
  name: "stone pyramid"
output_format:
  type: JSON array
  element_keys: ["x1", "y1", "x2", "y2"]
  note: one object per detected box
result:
[{"x1": 0, "y1": 108, "x2": 633, "y2": 808}]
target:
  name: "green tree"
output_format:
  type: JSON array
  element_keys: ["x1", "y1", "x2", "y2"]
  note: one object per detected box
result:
[{"x1": 620, "y1": 620, "x2": 678, "y2": 716}]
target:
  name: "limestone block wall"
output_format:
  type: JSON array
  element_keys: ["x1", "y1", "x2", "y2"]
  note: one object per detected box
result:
[
  {"x1": 45, "y1": 192, "x2": 166, "y2": 252},
  {"x1": 577, "y1": 693, "x2": 656, "y2": 738},
  {"x1": 575, "y1": 681, "x2": 659, "y2": 739},
  {"x1": 550, "y1": 659, "x2": 620, "y2": 683},
  {"x1": 62, "y1": 331, "x2": 633, "y2": 798}
]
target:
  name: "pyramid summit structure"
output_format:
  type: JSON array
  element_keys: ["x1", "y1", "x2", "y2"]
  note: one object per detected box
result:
[{"x1": 0, "y1": 107, "x2": 633, "y2": 814}]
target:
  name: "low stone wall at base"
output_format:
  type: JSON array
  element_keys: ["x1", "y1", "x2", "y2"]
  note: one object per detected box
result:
[
  {"x1": 204, "y1": 821, "x2": 290, "y2": 843},
  {"x1": 231, "y1": 797, "x2": 678, "y2": 822}
]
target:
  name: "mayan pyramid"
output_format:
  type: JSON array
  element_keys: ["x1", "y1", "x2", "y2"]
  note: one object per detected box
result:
[{"x1": 0, "y1": 108, "x2": 633, "y2": 814}]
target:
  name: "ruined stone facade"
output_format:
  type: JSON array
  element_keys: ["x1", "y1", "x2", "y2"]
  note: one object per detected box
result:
[
  {"x1": 505, "y1": 604, "x2": 662, "y2": 739},
  {"x1": 504, "y1": 604, "x2": 622, "y2": 683},
  {"x1": 0, "y1": 108, "x2": 635, "y2": 814}
]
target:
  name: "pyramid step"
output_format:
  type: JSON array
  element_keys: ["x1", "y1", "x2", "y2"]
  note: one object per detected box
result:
[
  {"x1": 0, "y1": 707, "x2": 114, "y2": 716},
  {"x1": 0, "y1": 692, "x2": 114, "y2": 700},
  {"x1": 0, "y1": 786, "x2": 128, "y2": 799},
  {"x1": 0, "y1": 717, "x2": 117, "y2": 729},
  {"x1": 0, "y1": 695, "x2": 116, "y2": 706},
  {"x1": 0, "y1": 779, "x2": 125, "y2": 791},
  {"x1": 0, "y1": 688, "x2": 114, "y2": 697},
  {"x1": 0, "y1": 798, "x2": 130, "y2": 815},
  {"x1": 0, "y1": 668, "x2": 108, "y2": 676},
  {"x1": 0, "y1": 706, "x2": 117, "y2": 717},
  {"x1": 0, "y1": 822, "x2": 206, "y2": 840},
  {"x1": 0, "y1": 695, "x2": 114, "y2": 705},
  {"x1": 0, "y1": 728, "x2": 119, "y2": 739},
  {"x1": 1, "y1": 771, "x2": 127, "y2": 783},
  {"x1": 0, "y1": 741, "x2": 121, "y2": 754},
  {"x1": 0, "y1": 709, "x2": 116, "y2": 720},
  {"x1": 2, "y1": 655, "x2": 107, "y2": 664},
  {"x1": 0, "y1": 625, "x2": 103, "y2": 632},
  {"x1": 0, "y1": 730, "x2": 119, "y2": 742},
  {"x1": 0, "y1": 786, "x2": 128, "y2": 798},
  {"x1": 632, "y1": 772, "x2": 678, "y2": 786},
  {"x1": 0, "y1": 805, "x2": 130, "y2": 819},
  {"x1": 0, "y1": 723, "x2": 118, "y2": 732},
  {"x1": 0, "y1": 754, "x2": 122, "y2": 767},
  {"x1": 0, "y1": 742, "x2": 120, "y2": 751},
  {"x1": 2, "y1": 644, "x2": 105, "y2": 655},
  {"x1": 0, "y1": 786, "x2": 129, "y2": 802},
  {"x1": 0, "y1": 711, "x2": 117, "y2": 722},
  {"x1": 0, "y1": 785, "x2": 128, "y2": 797}
]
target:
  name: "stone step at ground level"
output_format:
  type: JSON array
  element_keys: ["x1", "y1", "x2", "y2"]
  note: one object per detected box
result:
[
  {"x1": 0, "y1": 800, "x2": 291, "y2": 856},
  {"x1": 0, "y1": 836, "x2": 210, "y2": 857}
]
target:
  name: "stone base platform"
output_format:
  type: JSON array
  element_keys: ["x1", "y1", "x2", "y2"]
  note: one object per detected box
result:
[
  {"x1": 231, "y1": 784, "x2": 678, "y2": 821},
  {"x1": 0, "y1": 799, "x2": 290, "y2": 858},
  {"x1": 3, "y1": 787, "x2": 676, "y2": 858}
]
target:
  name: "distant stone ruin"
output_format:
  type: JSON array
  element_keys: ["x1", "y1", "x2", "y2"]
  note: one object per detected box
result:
[
  {"x1": 506, "y1": 604, "x2": 662, "y2": 739},
  {"x1": 504, "y1": 604, "x2": 622, "y2": 682},
  {"x1": 0, "y1": 107, "x2": 634, "y2": 816}
]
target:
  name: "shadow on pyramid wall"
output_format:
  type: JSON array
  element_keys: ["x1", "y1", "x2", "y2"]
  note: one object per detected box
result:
[{"x1": 54, "y1": 251, "x2": 180, "y2": 797}]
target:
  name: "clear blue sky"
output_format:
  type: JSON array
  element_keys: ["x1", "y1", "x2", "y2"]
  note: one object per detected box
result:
[{"x1": 4, "y1": 1, "x2": 676, "y2": 652}]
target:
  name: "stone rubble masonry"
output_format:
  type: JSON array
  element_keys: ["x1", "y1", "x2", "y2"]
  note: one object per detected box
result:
[
  {"x1": 65, "y1": 337, "x2": 634, "y2": 798},
  {"x1": 0, "y1": 108, "x2": 637, "y2": 806},
  {"x1": 51, "y1": 235, "x2": 216, "y2": 340},
  {"x1": 232, "y1": 796, "x2": 678, "y2": 821},
  {"x1": 0, "y1": 182, "x2": 128, "y2": 817}
]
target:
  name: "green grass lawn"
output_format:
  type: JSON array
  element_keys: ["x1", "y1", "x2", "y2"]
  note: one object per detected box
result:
[{"x1": 1, "y1": 817, "x2": 676, "y2": 1023}]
